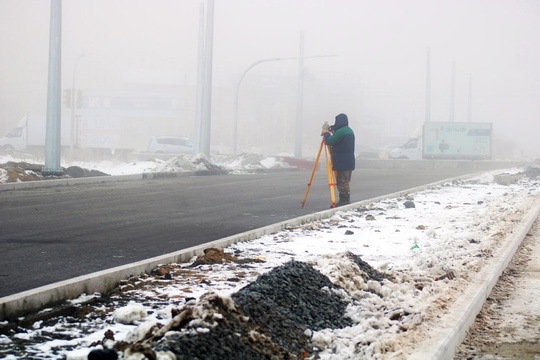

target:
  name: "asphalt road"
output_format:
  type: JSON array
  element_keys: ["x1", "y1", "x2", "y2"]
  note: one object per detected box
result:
[{"x1": 0, "y1": 168, "x2": 475, "y2": 297}]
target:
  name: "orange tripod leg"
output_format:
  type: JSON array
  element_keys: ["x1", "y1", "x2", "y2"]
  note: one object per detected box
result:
[
  {"x1": 301, "y1": 140, "x2": 324, "y2": 208},
  {"x1": 324, "y1": 143, "x2": 337, "y2": 208}
]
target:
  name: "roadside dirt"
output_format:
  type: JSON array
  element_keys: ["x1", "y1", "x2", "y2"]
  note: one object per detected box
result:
[
  {"x1": 0, "y1": 161, "x2": 109, "y2": 183},
  {"x1": 455, "y1": 219, "x2": 540, "y2": 360}
]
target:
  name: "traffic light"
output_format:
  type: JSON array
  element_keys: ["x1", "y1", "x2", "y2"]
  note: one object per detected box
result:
[
  {"x1": 76, "y1": 89, "x2": 84, "y2": 108},
  {"x1": 63, "y1": 89, "x2": 72, "y2": 108}
]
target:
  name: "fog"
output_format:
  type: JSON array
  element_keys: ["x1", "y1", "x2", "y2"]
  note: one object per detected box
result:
[{"x1": 1, "y1": 0, "x2": 539, "y2": 158}]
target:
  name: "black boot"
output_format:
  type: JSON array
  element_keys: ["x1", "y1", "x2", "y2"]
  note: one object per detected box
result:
[{"x1": 336, "y1": 193, "x2": 350, "y2": 207}]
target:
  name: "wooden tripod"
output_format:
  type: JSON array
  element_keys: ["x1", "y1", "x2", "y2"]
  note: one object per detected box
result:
[{"x1": 301, "y1": 139, "x2": 337, "y2": 208}]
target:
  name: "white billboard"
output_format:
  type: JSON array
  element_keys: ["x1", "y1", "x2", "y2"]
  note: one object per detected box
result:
[{"x1": 423, "y1": 122, "x2": 492, "y2": 160}]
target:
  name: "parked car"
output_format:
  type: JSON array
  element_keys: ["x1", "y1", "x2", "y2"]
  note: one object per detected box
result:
[
  {"x1": 146, "y1": 136, "x2": 194, "y2": 154},
  {"x1": 355, "y1": 144, "x2": 383, "y2": 159}
]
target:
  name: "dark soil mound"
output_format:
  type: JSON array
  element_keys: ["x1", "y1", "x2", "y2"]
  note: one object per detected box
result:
[
  {"x1": 231, "y1": 260, "x2": 353, "y2": 354},
  {"x1": 0, "y1": 161, "x2": 109, "y2": 182},
  {"x1": 346, "y1": 251, "x2": 392, "y2": 282},
  {"x1": 151, "y1": 294, "x2": 294, "y2": 360},
  {"x1": 129, "y1": 260, "x2": 354, "y2": 359},
  {"x1": 64, "y1": 165, "x2": 109, "y2": 178},
  {"x1": 524, "y1": 166, "x2": 540, "y2": 179}
]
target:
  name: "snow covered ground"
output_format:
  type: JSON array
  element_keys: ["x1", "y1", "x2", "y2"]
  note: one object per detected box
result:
[
  {"x1": 1, "y1": 155, "x2": 540, "y2": 359},
  {"x1": 0, "y1": 153, "x2": 294, "y2": 184},
  {"x1": 67, "y1": 153, "x2": 294, "y2": 176}
]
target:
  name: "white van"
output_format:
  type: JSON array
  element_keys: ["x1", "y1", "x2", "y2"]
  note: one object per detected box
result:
[
  {"x1": 388, "y1": 137, "x2": 422, "y2": 160},
  {"x1": 146, "y1": 136, "x2": 194, "y2": 154},
  {"x1": 388, "y1": 122, "x2": 493, "y2": 160}
]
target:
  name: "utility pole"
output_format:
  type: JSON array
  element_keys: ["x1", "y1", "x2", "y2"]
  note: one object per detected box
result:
[
  {"x1": 195, "y1": 0, "x2": 214, "y2": 157},
  {"x1": 233, "y1": 54, "x2": 336, "y2": 154},
  {"x1": 425, "y1": 47, "x2": 431, "y2": 123},
  {"x1": 450, "y1": 61, "x2": 455, "y2": 122},
  {"x1": 468, "y1": 73, "x2": 472, "y2": 122},
  {"x1": 70, "y1": 53, "x2": 90, "y2": 153},
  {"x1": 295, "y1": 32, "x2": 305, "y2": 157},
  {"x1": 194, "y1": 2, "x2": 205, "y2": 154},
  {"x1": 43, "y1": 0, "x2": 63, "y2": 175}
]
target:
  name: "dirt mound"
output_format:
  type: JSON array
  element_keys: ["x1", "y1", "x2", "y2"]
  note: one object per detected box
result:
[
  {"x1": 0, "y1": 162, "x2": 109, "y2": 183},
  {"x1": 188, "y1": 247, "x2": 265, "y2": 267},
  {"x1": 231, "y1": 260, "x2": 353, "y2": 355},
  {"x1": 121, "y1": 260, "x2": 355, "y2": 359},
  {"x1": 346, "y1": 251, "x2": 392, "y2": 282},
  {"x1": 63, "y1": 166, "x2": 109, "y2": 178},
  {"x1": 524, "y1": 166, "x2": 540, "y2": 179}
]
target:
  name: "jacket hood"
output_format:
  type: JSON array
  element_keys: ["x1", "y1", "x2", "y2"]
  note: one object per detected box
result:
[{"x1": 333, "y1": 113, "x2": 349, "y2": 129}]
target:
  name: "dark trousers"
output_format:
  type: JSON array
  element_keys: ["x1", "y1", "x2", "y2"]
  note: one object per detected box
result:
[{"x1": 336, "y1": 170, "x2": 352, "y2": 194}]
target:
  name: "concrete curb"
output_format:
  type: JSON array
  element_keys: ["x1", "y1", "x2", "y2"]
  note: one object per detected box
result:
[
  {"x1": 0, "y1": 172, "x2": 198, "y2": 191},
  {"x1": 0, "y1": 159, "x2": 521, "y2": 192},
  {"x1": 357, "y1": 159, "x2": 522, "y2": 171},
  {"x1": 0, "y1": 173, "x2": 480, "y2": 320},
  {"x1": 410, "y1": 194, "x2": 540, "y2": 360},
  {"x1": 0, "y1": 174, "x2": 141, "y2": 191},
  {"x1": 0, "y1": 168, "x2": 298, "y2": 192}
]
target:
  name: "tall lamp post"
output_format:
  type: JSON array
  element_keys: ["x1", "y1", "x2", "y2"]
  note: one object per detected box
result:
[
  {"x1": 43, "y1": 0, "x2": 62, "y2": 175},
  {"x1": 233, "y1": 55, "x2": 336, "y2": 154},
  {"x1": 233, "y1": 57, "x2": 280, "y2": 155},
  {"x1": 70, "y1": 52, "x2": 90, "y2": 153}
]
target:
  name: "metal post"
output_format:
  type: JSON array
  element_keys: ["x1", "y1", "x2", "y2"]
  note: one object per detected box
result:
[
  {"x1": 468, "y1": 73, "x2": 472, "y2": 122},
  {"x1": 194, "y1": 2, "x2": 205, "y2": 154},
  {"x1": 200, "y1": 0, "x2": 214, "y2": 157},
  {"x1": 233, "y1": 57, "x2": 280, "y2": 154},
  {"x1": 70, "y1": 53, "x2": 89, "y2": 153},
  {"x1": 450, "y1": 61, "x2": 455, "y2": 122},
  {"x1": 43, "y1": 0, "x2": 63, "y2": 175},
  {"x1": 425, "y1": 47, "x2": 431, "y2": 123},
  {"x1": 294, "y1": 32, "x2": 305, "y2": 157},
  {"x1": 233, "y1": 54, "x2": 337, "y2": 154}
]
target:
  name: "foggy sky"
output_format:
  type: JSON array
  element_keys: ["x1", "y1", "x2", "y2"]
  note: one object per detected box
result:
[{"x1": 1, "y1": 0, "x2": 539, "y2": 157}]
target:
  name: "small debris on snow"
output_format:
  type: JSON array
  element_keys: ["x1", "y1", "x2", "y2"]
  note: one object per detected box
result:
[
  {"x1": 113, "y1": 302, "x2": 147, "y2": 325},
  {"x1": 403, "y1": 200, "x2": 416, "y2": 208}
]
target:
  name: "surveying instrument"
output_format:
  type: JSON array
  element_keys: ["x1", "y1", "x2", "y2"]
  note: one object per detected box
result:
[{"x1": 301, "y1": 122, "x2": 337, "y2": 208}]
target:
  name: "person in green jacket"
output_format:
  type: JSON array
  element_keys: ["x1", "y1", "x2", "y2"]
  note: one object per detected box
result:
[{"x1": 321, "y1": 113, "x2": 356, "y2": 206}]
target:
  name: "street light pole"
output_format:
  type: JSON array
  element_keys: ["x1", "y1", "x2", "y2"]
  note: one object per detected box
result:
[
  {"x1": 233, "y1": 54, "x2": 337, "y2": 154},
  {"x1": 43, "y1": 0, "x2": 62, "y2": 175},
  {"x1": 70, "y1": 52, "x2": 90, "y2": 153},
  {"x1": 233, "y1": 57, "x2": 280, "y2": 154},
  {"x1": 295, "y1": 32, "x2": 305, "y2": 157}
]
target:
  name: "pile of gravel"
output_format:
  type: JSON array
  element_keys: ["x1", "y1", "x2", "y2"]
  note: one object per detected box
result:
[
  {"x1": 346, "y1": 251, "x2": 391, "y2": 282},
  {"x1": 122, "y1": 260, "x2": 354, "y2": 359},
  {"x1": 231, "y1": 260, "x2": 353, "y2": 355}
]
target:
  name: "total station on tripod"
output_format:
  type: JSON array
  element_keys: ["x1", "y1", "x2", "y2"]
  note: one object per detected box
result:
[
  {"x1": 300, "y1": 121, "x2": 338, "y2": 208},
  {"x1": 320, "y1": 121, "x2": 335, "y2": 136}
]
